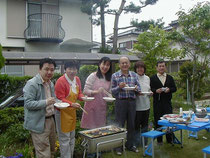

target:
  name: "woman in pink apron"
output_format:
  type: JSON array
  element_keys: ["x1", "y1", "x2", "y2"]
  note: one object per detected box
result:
[
  {"x1": 81, "y1": 57, "x2": 112, "y2": 129},
  {"x1": 55, "y1": 60, "x2": 83, "y2": 158}
]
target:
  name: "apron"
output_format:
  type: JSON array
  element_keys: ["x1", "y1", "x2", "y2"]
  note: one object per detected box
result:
[{"x1": 60, "y1": 85, "x2": 79, "y2": 133}]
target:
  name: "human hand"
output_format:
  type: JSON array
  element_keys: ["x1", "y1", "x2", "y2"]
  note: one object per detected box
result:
[
  {"x1": 71, "y1": 103, "x2": 81, "y2": 108},
  {"x1": 139, "y1": 91, "x2": 144, "y2": 95},
  {"x1": 119, "y1": 82, "x2": 126, "y2": 89},
  {"x1": 46, "y1": 97, "x2": 56, "y2": 105},
  {"x1": 165, "y1": 87, "x2": 170, "y2": 93},
  {"x1": 149, "y1": 91, "x2": 153, "y2": 96},
  {"x1": 156, "y1": 88, "x2": 162, "y2": 94}
]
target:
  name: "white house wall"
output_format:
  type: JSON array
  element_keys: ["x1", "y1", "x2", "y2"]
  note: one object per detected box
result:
[
  {"x1": 60, "y1": 1, "x2": 92, "y2": 42},
  {"x1": 117, "y1": 35, "x2": 138, "y2": 46},
  {"x1": 0, "y1": 0, "x2": 25, "y2": 47}
]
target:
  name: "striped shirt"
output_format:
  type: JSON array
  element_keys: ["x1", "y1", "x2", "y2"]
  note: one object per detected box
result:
[{"x1": 111, "y1": 70, "x2": 141, "y2": 99}]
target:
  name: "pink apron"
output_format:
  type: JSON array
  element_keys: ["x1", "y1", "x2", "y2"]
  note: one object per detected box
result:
[{"x1": 81, "y1": 76, "x2": 110, "y2": 129}]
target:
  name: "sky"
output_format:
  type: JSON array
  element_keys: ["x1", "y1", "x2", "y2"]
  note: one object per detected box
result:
[{"x1": 92, "y1": 0, "x2": 207, "y2": 42}]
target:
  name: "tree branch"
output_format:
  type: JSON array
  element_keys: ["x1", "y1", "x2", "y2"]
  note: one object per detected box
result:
[{"x1": 118, "y1": 26, "x2": 136, "y2": 30}]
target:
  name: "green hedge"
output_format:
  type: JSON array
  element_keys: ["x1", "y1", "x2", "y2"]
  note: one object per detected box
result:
[{"x1": 0, "y1": 74, "x2": 31, "y2": 101}]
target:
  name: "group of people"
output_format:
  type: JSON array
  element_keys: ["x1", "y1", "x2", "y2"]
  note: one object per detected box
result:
[{"x1": 23, "y1": 56, "x2": 176, "y2": 158}]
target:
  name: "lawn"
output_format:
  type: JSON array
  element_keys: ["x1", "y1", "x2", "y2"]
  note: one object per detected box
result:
[{"x1": 98, "y1": 129, "x2": 210, "y2": 158}]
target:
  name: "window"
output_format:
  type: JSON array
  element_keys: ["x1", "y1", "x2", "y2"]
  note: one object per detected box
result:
[
  {"x1": 27, "y1": 0, "x2": 59, "y2": 15},
  {"x1": 119, "y1": 43, "x2": 126, "y2": 48},
  {"x1": 1, "y1": 66, "x2": 24, "y2": 77},
  {"x1": 170, "y1": 62, "x2": 179, "y2": 72},
  {"x1": 119, "y1": 41, "x2": 132, "y2": 49},
  {"x1": 7, "y1": 0, "x2": 26, "y2": 38}
]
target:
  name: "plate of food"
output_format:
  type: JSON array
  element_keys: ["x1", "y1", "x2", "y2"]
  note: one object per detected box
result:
[
  {"x1": 194, "y1": 117, "x2": 209, "y2": 122},
  {"x1": 81, "y1": 96, "x2": 95, "y2": 101},
  {"x1": 124, "y1": 87, "x2": 136, "y2": 91},
  {"x1": 54, "y1": 102, "x2": 70, "y2": 109},
  {"x1": 103, "y1": 97, "x2": 116, "y2": 102},
  {"x1": 169, "y1": 118, "x2": 188, "y2": 124},
  {"x1": 163, "y1": 114, "x2": 180, "y2": 120}
]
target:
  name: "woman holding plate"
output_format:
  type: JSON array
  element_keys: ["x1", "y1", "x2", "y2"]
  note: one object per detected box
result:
[
  {"x1": 134, "y1": 61, "x2": 153, "y2": 147},
  {"x1": 54, "y1": 60, "x2": 84, "y2": 158},
  {"x1": 81, "y1": 57, "x2": 112, "y2": 129}
]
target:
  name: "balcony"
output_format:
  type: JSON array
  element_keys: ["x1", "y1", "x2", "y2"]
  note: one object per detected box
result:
[{"x1": 24, "y1": 13, "x2": 65, "y2": 43}]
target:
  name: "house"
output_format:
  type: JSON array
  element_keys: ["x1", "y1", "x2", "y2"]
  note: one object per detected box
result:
[
  {"x1": 107, "y1": 21, "x2": 190, "y2": 73},
  {"x1": 107, "y1": 28, "x2": 141, "y2": 54},
  {"x1": 0, "y1": 0, "x2": 92, "y2": 76}
]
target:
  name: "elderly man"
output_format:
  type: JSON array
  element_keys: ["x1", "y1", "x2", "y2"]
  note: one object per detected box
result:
[
  {"x1": 23, "y1": 58, "x2": 57, "y2": 158},
  {"x1": 111, "y1": 56, "x2": 141, "y2": 155},
  {"x1": 150, "y1": 60, "x2": 177, "y2": 145}
]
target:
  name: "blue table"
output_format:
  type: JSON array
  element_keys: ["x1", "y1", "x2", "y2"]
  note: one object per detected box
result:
[{"x1": 158, "y1": 117, "x2": 210, "y2": 147}]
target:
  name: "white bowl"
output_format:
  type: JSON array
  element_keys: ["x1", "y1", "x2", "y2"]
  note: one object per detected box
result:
[
  {"x1": 54, "y1": 102, "x2": 69, "y2": 109},
  {"x1": 124, "y1": 87, "x2": 135, "y2": 91},
  {"x1": 81, "y1": 97, "x2": 95, "y2": 101},
  {"x1": 103, "y1": 97, "x2": 116, "y2": 102},
  {"x1": 141, "y1": 92, "x2": 152, "y2": 95}
]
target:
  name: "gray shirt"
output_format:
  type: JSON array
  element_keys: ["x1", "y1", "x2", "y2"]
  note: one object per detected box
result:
[{"x1": 136, "y1": 74, "x2": 151, "y2": 111}]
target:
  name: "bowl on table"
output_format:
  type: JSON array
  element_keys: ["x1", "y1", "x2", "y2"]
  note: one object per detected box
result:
[{"x1": 195, "y1": 106, "x2": 207, "y2": 118}]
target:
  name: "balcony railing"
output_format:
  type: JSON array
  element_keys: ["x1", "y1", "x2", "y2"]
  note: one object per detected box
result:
[{"x1": 24, "y1": 13, "x2": 65, "y2": 43}]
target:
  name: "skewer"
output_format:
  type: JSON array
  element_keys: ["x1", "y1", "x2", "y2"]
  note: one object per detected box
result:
[
  {"x1": 103, "y1": 89, "x2": 113, "y2": 97},
  {"x1": 80, "y1": 106, "x2": 88, "y2": 114}
]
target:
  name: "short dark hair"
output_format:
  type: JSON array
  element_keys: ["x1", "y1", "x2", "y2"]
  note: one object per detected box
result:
[
  {"x1": 64, "y1": 60, "x2": 80, "y2": 70},
  {"x1": 96, "y1": 57, "x2": 112, "y2": 81},
  {"x1": 39, "y1": 58, "x2": 56, "y2": 70},
  {"x1": 134, "y1": 61, "x2": 146, "y2": 73},
  {"x1": 156, "y1": 60, "x2": 166, "y2": 66}
]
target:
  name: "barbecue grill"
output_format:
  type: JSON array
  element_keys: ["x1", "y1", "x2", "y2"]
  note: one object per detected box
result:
[{"x1": 79, "y1": 125, "x2": 127, "y2": 158}]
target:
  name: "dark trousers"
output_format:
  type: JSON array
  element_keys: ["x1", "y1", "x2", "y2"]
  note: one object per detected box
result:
[
  {"x1": 134, "y1": 109, "x2": 150, "y2": 146},
  {"x1": 115, "y1": 99, "x2": 136, "y2": 149},
  {"x1": 153, "y1": 103, "x2": 173, "y2": 143}
]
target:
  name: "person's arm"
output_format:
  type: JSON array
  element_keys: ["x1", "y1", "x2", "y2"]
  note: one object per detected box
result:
[
  {"x1": 111, "y1": 74, "x2": 120, "y2": 96},
  {"x1": 83, "y1": 73, "x2": 96, "y2": 96},
  {"x1": 135, "y1": 74, "x2": 141, "y2": 92},
  {"x1": 168, "y1": 76, "x2": 177, "y2": 93},
  {"x1": 150, "y1": 76, "x2": 157, "y2": 93},
  {"x1": 55, "y1": 77, "x2": 73, "y2": 106},
  {"x1": 24, "y1": 81, "x2": 46, "y2": 110},
  {"x1": 76, "y1": 76, "x2": 84, "y2": 100}
]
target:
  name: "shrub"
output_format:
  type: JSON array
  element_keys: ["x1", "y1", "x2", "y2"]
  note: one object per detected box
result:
[
  {"x1": 0, "y1": 107, "x2": 25, "y2": 133},
  {"x1": 179, "y1": 61, "x2": 209, "y2": 99},
  {"x1": 78, "y1": 65, "x2": 97, "y2": 88},
  {"x1": 0, "y1": 75, "x2": 31, "y2": 101}
]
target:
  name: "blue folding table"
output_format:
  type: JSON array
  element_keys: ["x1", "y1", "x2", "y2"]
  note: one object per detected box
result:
[{"x1": 158, "y1": 118, "x2": 210, "y2": 147}]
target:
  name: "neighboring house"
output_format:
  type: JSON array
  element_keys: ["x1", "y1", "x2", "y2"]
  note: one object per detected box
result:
[
  {"x1": 107, "y1": 28, "x2": 141, "y2": 54},
  {"x1": 107, "y1": 21, "x2": 190, "y2": 73},
  {"x1": 0, "y1": 0, "x2": 92, "y2": 76}
]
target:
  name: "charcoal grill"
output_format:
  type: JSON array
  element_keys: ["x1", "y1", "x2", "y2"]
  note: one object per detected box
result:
[{"x1": 79, "y1": 125, "x2": 127, "y2": 158}]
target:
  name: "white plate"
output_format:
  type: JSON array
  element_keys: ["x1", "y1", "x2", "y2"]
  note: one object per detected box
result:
[
  {"x1": 124, "y1": 87, "x2": 135, "y2": 91},
  {"x1": 54, "y1": 102, "x2": 69, "y2": 109},
  {"x1": 81, "y1": 97, "x2": 95, "y2": 101},
  {"x1": 141, "y1": 92, "x2": 152, "y2": 95},
  {"x1": 183, "y1": 111, "x2": 194, "y2": 114},
  {"x1": 103, "y1": 97, "x2": 116, "y2": 102}
]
